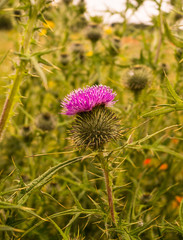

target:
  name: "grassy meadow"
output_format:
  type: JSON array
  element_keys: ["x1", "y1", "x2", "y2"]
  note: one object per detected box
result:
[{"x1": 0, "y1": 0, "x2": 183, "y2": 239}]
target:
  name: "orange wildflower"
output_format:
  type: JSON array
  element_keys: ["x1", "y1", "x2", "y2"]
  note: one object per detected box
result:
[
  {"x1": 159, "y1": 163, "x2": 168, "y2": 170},
  {"x1": 143, "y1": 158, "x2": 151, "y2": 166},
  {"x1": 171, "y1": 138, "x2": 179, "y2": 144},
  {"x1": 175, "y1": 196, "x2": 183, "y2": 203},
  {"x1": 172, "y1": 196, "x2": 183, "y2": 208}
]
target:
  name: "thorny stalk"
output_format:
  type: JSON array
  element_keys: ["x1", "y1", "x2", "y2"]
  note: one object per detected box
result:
[{"x1": 0, "y1": 0, "x2": 45, "y2": 140}]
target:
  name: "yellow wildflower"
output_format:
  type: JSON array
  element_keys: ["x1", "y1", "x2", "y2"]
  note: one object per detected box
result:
[
  {"x1": 48, "y1": 81, "x2": 56, "y2": 88},
  {"x1": 39, "y1": 28, "x2": 47, "y2": 36},
  {"x1": 86, "y1": 51, "x2": 93, "y2": 57},
  {"x1": 104, "y1": 26, "x2": 112, "y2": 35},
  {"x1": 43, "y1": 20, "x2": 55, "y2": 29}
]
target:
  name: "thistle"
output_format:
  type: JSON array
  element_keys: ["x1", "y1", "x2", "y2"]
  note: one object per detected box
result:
[
  {"x1": 0, "y1": 14, "x2": 13, "y2": 30},
  {"x1": 20, "y1": 125, "x2": 34, "y2": 143},
  {"x1": 72, "y1": 42, "x2": 84, "y2": 54},
  {"x1": 126, "y1": 66, "x2": 149, "y2": 92},
  {"x1": 62, "y1": 0, "x2": 73, "y2": 5},
  {"x1": 86, "y1": 24, "x2": 102, "y2": 43},
  {"x1": 61, "y1": 85, "x2": 120, "y2": 223},
  {"x1": 35, "y1": 112, "x2": 56, "y2": 131},
  {"x1": 61, "y1": 85, "x2": 120, "y2": 150},
  {"x1": 71, "y1": 42, "x2": 85, "y2": 62},
  {"x1": 60, "y1": 53, "x2": 70, "y2": 66}
]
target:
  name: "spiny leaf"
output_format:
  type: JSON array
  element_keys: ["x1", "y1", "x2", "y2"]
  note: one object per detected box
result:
[
  {"x1": 164, "y1": 20, "x2": 183, "y2": 48},
  {"x1": 32, "y1": 47, "x2": 62, "y2": 57},
  {"x1": 142, "y1": 76, "x2": 183, "y2": 117},
  {"x1": 0, "y1": 50, "x2": 9, "y2": 65},
  {"x1": 48, "y1": 218, "x2": 70, "y2": 240},
  {"x1": 0, "y1": 201, "x2": 45, "y2": 221},
  {"x1": 130, "y1": 145, "x2": 183, "y2": 160},
  {"x1": 142, "y1": 106, "x2": 174, "y2": 118},
  {"x1": 20, "y1": 208, "x2": 105, "y2": 239},
  {"x1": 31, "y1": 56, "x2": 48, "y2": 90},
  {"x1": 67, "y1": 186, "x2": 83, "y2": 210},
  {"x1": 165, "y1": 75, "x2": 183, "y2": 103},
  {"x1": 165, "y1": 221, "x2": 183, "y2": 235},
  {"x1": 17, "y1": 156, "x2": 89, "y2": 205},
  {"x1": 0, "y1": 225, "x2": 24, "y2": 232}
]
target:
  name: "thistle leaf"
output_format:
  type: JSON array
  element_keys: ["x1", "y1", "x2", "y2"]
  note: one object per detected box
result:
[{"x1": 164, "y1": 20, "x2": 183, "y2": 48}]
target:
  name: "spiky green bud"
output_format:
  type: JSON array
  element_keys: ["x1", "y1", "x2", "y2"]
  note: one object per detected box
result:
[
  {"x1": 20, "y1": 125, "x2": 34, "y2": 143},
  {"x1": 126, "y1": 66, "x2": 150, "y2": 92},
  {"x1": 0, "y1": 15, "x2": 13, "y2": 30},
  {"x1": 86, "y1": 24, "x2": 102, "y2": 43},
  {"x1": 35, "y1": 112, "x2": 56, "y2": 131},
  {"x1": 63, "y1": 0, "x2": 73, "y2": 5},
  {"x1": 70, "y1": 105, "x2": 121, "y2": 150},
  {"x1": 60, "y1": 53, "x2": 70, "y2": 66}
]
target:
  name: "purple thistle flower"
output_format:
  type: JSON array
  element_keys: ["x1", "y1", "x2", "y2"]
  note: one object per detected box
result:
[{"x1": 61, "y1": 85, "x2": 116, "y2": 115}]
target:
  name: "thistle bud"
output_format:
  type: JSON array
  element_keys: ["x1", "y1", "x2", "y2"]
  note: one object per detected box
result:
[
  {"x1": 20, "y1": 125, "x2": 34, "y2": 143},
  {"x1": 140, "y1": 193, "x2": 151, "y2": 204},
  {"x1": 62, "y1": 0, "x2": 73, "y2": 5},
  {"x1": 71, "y1": 15, "x2": 87, "y2": 31},
  {"x1": 71, "y1": 42, "x2": 85, "y2": 62},
  {"x1": 3, "y1": 135, "x2": 22, "y2": 158},
  {"x1": 72, "y1": 42, "x2": 84, "y2": 54},
  {"x1": 35, "y1": 112, "x2": 56, "y2": 131},
  {"x1": 61, "y1": 85, "x2": 121, "y2": 150},
  {"x1": 125, "y1": 66, "x2": 150, "y2": 92},
  {"x1": 86, "y1": 24, "x2": 102, "y2": 43},
  {"x1": 0, "y1": 15, "x2": 13, "y2": 30},
  {"x1": 14, "y1": 10, "x2": 21, "y2": 22},
  {"x1": 60, "y1": 53, "x2": 70, "y2": 66},
  {"x1": 77, "y1": 0, "x2": 86, "y2": 14}
]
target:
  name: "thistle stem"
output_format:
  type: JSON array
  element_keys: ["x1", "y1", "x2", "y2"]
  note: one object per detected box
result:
[
  {"x1": 103, "y1": 166, "x2": 116, "y2": 224},
  {"x1": 0, "y1": 1, "x2": 44, "y2": 140},
  {"x1": 99, "y1": 152, "x2": 116, "y2": 224}
]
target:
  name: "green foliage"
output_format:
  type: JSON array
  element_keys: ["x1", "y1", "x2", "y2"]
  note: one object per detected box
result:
[{"x1": 0, "y1": 0, "x2": 183, "y2": 239}]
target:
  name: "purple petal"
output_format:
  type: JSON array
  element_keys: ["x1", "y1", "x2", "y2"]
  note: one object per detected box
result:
[{"x1": 61, "y1": 85, "x2": 117, "y2": 115}]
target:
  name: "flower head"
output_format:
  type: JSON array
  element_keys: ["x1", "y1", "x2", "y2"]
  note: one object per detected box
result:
[
  {"x1": 61, "y1": 85, "x2": 116, "y2": 115},
  {"x1": 61, "y1": 85, "x2": 120, "y2": 150},
  {"x1": 143, "y1": 158, "x2": 151, "y2": 166}
]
